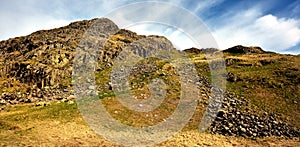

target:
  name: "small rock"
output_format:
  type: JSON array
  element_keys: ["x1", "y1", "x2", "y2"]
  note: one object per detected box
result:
[
  {"x1": 37, "y1": 93, "x2": 43, "y2": 98},
  {"x1": 68, "y1": 100, "x2": 74, "y2": 104},
  {"x1": 217, "y1": 110, "x2": 226, "y2": 117},
  {"x1": 25, "y1": 98, "x2": 32, "y2": 103},
  {"x1": 56, "y1": 97, "x2": 63, "y2": 100},
  {"x1": 61, "y1": 98, "x2": 68, "y2": 102},
  {"x1": 36, "y1": 102, "x2": 50, "y2": 107},
  {"x1": 67, "y1": 95, "x2": 76, "y2": 100},
  {"x1": 88, "y1": 85, "x2": 95, "y2": 90},
  {"x1": 240, "y1": 127, "x2": 246, "y2": 133}
]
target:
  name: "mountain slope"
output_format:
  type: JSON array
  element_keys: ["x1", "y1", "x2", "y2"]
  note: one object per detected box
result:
[{"x1": 0, "y1": 18, "x2": 299, "y2": 146}]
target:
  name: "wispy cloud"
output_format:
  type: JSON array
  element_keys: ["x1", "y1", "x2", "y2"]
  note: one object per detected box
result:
[{"x1": 193, "y1": 0, "x2": 225, "y2": 13}]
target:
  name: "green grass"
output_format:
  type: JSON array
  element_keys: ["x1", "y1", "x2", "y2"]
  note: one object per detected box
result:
[
  {"x1": 187, "y1": 51, "x2": 299, "y2": 127},
  {"x1": 0, "y1": 102, "x2": 88, "y2": 145},
  {"x1": 0, "y1": 102, "x2": 80, "y2": 130},
  {"x1": 224, "y1": 54, "x2": 300, "y2": 127}
]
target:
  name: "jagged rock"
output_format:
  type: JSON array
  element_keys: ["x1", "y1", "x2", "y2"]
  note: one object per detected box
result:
[
  {"x1": 67, "y1": 95, "x2": 75, "y2": 100},
  {"x1": 0, "y1": 18, "x2": 125, "y2": 105},
  {"x1": 227, "y1": 72, "x2": 237, "y2": 82},
  {"x1": 225, "y1": 58, "x2": 244, "y2": 66},
  {"x1": 60, "y1": 98, "x2": 68, "y2": 102}
]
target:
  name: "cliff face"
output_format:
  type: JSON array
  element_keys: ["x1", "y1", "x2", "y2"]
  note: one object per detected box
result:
[
  {"x1": 0, "y1": 18, "x2": 148, "y2": 104},
  {"x1": 0, "y1": 17, "x2": 176, "y2": 106},
  {"x1": 0, "y1": 19, "x2": 94, "y2": 88}
]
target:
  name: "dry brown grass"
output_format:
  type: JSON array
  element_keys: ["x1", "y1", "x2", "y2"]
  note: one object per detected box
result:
[{"x1": 1, "y1": 103, "x2": 299, "y2": 146}]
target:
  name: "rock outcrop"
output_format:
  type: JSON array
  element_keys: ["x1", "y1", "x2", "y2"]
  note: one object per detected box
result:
[{"x1": 223, "y1": 45, "x2": 266, "y2": 54}]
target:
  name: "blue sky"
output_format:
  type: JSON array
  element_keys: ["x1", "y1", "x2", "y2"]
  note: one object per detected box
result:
[{"x1": 1, "y1": 0, "x2": 300, "y2": 54}]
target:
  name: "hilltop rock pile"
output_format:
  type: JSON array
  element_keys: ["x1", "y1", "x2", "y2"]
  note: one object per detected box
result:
[{"x1": 223, "y1": 45, "x2": 265, "y2": 54}]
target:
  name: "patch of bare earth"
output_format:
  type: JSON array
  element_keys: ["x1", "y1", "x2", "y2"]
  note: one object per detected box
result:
[{"x1": 1, "y1": 119, "x2": 299, "y2": 146}]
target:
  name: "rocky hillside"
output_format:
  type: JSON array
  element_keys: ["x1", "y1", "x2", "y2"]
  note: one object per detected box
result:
[
  {"x1": 184, "y1": 46, "x2": 300, "y2": 137},
  {"x1": 0, "y1": 18, "x2": 147, "y2": 107},
  {"x1": 0, "y1": 18, "x2": 299, "y2": 142},
  {"x1": 0, "y1": 19, "x2": 96, "y2": 105}
]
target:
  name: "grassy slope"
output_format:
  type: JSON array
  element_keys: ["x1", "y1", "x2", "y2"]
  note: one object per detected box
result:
[
  {"x1": 0, "y1": 51, "x2": 299, "y2": 146},
  {"x1": 223, "y1": 53, "x2": 300, "y2": 127},
  {"x1": 189, "y1": 51, "x2": 299, "y2": 127},
  {"x1": 1, "y1": 102, "x2": 299, "y2": 146}
]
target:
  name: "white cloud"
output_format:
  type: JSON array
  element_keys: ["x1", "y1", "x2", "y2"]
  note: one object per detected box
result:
[
  {"x1": 0, "y1": 0, "x2": 129, "y2": 40},
  {"x1": 127, "y1": 23, "x2": 197, "y2": 50},
  {"x1": 213, "y1": 12, "x2": 300, "y2": 52},
  {"x1": 0, "y1": 0, "x2": 70, "y2": 40},
  {"x1": 252, "y1": 15, "x2": 300, "y2": 50},
  {"x1": 0, "y1": 13, "x2": 70, "y2": 40}
]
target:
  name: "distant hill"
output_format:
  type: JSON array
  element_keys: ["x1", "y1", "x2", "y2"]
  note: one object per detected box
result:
[{"x1": 223, "y1": 45, "x2": 266, "y2": 54}]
